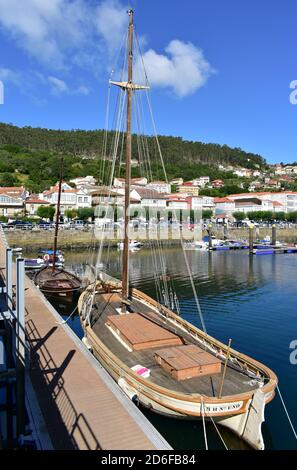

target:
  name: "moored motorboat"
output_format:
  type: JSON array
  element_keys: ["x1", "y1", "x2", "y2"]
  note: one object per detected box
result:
[{"x1": 117, "y1": 240, "x2": 143, "y2": 251}]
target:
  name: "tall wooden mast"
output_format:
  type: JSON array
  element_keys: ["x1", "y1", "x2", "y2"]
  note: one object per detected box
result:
[
  {"x1": 110, "y1": 10, "x2": 148, "y2": 304},
  {"x1": 122, "y1": 9, "x2": 134, "y2": 303}
]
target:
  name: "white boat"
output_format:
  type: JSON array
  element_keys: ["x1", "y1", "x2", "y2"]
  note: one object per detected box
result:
[
  {"x1": 117, "y1": 240, "x2": 143, "y2": 251},
  {"x1": 184, "y1": 241, "x2": 208, "y2": 251}
]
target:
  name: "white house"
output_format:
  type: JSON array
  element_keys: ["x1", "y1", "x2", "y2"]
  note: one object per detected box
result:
[
  {"x1": 191, "y1": 177, "x2": 210, "y2": 188},
  {"x1": 114, "y1": 177, "x2": 147, "y2": 188},
  {"x1": 228, "y1": 191, "x2": 297, "y2": 213},
  {"x1": 147, "y1": 180, "x2": 171, "y2": 194},
  {"x1": 41, "y1": 182, "x2": 92, "y2": 215},
  {"x1": 233, "y1": 168, "x2": 252, "y2": 178},
  {"x1": 70, "y1": 176, "x2": 97, "y2": 188},
  {"x1": 188, "y1": 196, "x2": 203, "y2": 211},
  {"x1": 0, "y1": 186, "x2": 27, "y2": 217},
  {"x1": 214, "y1": 197, "x2": 235, "y2": 215},
  {"x1": 25, "y1": 196, "x2": 51, "y2": 216},
  {"x1": 234, "y1": 198, "x2": 274, "y2": 213},
  {"x1": 170, "y1": 177, "x2": 183, "y2": 186},
  {"x1": 135, "y1": 188, "x2": 167, "y2": 208},
  {"x1": 177, "y1": 182, "x2": 199, "y2": 196},
  {"x1": 201, "y1": 196, "x2": 215, "y2": 211},
  {"x1": 76, "y1": 189, "x2": 92, "y2": 209},
  {"x1": 167, "y1": 198, "x2": 188, "y2": 210}
]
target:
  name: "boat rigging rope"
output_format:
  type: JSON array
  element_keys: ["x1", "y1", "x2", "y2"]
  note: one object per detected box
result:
[
  {"x1": 201, "y1": 398, "x2": 208, "y2": 450},
  {"x1": 277, "y1": 384, "x2": 297, "y2": 440},
  {"x1": 134, "y1": 33, "x2": 208, "y2": 334}
]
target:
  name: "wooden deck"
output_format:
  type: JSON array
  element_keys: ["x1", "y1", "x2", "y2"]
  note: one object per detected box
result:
[
  {"x1": 0, "y1": 231, "x2": 171, "y2": 450},
  {"x1": 91, "y1": 293, "x2": 260, "y2": 397}
]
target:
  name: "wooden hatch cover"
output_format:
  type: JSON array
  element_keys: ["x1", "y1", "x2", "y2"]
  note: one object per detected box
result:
[
  {"x1": 154, "y1": 344, "x2": 221, "y2": 381},
  {"x1": 106, "y1": 313, "x2": 183, "y2": 350}
]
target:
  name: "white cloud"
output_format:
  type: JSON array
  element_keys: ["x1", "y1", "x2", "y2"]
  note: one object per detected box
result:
[
  {"x1": 95, "y1": 0, "x2": 127, "y2": 56},
  {"x1": 48, "y1": 76, "x2": 90, "y2": 96},
  {"x1": 141, "y1": 40, "x2": 214, "y2": 97},
  {"x1": 0, "y1": 0, "x2": 125, "y2": 70},
  {"x1": 0, "y1": 0, "x2": 90, "y2": 69},
  {"x1": 0, "y1": 1, "x2": 214, "y2": 99},
  {"x1": 76, "y1": 85, "x2": 90, "y2": 96},
  {"x1": 48, "y1": 76, "x2": 69, "y2": 94},
  {"x1": 0, "y1": 67, "x2": 21, "y2": 85}
]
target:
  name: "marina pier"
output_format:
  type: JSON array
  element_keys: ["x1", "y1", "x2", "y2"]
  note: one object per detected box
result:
[{"x1": 0, "y1": 229, "x2": 171, "y2": 450}]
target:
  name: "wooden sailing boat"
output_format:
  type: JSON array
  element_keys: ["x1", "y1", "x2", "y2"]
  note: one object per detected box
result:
[
  {"x1": 34, "y1": 158, "x2": 81, "y2": 299},
  {"x1": 78, "y1": 10, "x2": 277, "y2": 449}
]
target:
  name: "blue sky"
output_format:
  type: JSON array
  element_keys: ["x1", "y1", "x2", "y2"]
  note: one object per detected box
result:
[{"x1": 0, "y1": 0, "x2": 296, "y2": 163}]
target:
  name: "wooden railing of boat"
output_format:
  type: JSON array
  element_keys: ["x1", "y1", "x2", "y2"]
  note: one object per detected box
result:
[{"x1": 78, "y1": 283, "x2": 277, "y2": 415}]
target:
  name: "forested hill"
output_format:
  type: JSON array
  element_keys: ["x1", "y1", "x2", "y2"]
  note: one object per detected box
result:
[{"x1": 0, "y1": 122, "x2": 266, "y2": 169}]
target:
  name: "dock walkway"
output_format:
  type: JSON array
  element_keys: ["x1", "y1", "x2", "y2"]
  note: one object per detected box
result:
[{"x1": 0, "y1": 231, "x2": 171, "y2": 450}]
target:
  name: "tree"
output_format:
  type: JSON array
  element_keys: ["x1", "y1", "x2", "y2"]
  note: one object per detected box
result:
[
  {"x1": 285, "y1": 211, "x2": 297, "y2": 222},
  {"x1": 0, "y1": 172, "x2": 18, "y2": 186},
  {"x1": 65, "y1": 208, "x2": 78, "y2": 220},
  {"x1": 77, "y1": 207, "x2": 94, "y2": 220},
  {"x1": 37, "y1": 205, "x2": 56, "y2": 220},
  {"x1": 246, "y1": 211, "x2": 273, "y2": 221},
  {"x1": 274, "y1": 211, "x2": 286, "y2": 220},
  {"x1": 232, "y1": 211, "x2": 245, "y2": 221},
  {"x1": 202, "y1": 209, "x2": 212, "y2": 219}
]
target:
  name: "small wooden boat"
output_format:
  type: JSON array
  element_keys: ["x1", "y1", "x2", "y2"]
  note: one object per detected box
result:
[
  {"x1": 34, "y1": 158, "x2": 81, "y2": 299},
  {"x1": 34, "y1": 265, "x2": 81, "y2": 299},
  {"x1": 78, "y1": 10, "x2": 277, "y2": 449}
]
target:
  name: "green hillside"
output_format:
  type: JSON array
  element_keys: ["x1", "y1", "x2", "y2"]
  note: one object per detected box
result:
[{"x1": 0, "y1": 122, "x2": 267, "y2": 194}]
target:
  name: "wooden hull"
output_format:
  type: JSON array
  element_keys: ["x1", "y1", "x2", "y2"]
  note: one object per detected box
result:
[
  {"x1": 78, "y1": 283, "x2": 277, "y2": 450},
  {"x1": 40, "y1": 286, "x2": 81, "y2": 300},
  {"x1": 34, "y1": 266, "x2": 81, "y2": 301}
]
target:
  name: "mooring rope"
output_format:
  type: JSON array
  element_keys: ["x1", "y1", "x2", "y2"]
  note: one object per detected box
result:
[
  {"x1": 56, "y1": 304, "x2": 78, "y2": 325},
  {"x1": 208, "y1": 414, "x2": 229, "y2": 450},
  {"x1": 277, "y1": 384, "x2": 297, "y2": 440}
]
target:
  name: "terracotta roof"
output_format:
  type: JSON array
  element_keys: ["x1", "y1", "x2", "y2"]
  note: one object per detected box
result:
[
  {"x1": 0, "y1": 186, "x2": 25, "y2": 197},
  {"x1": 26, "y1": 198, "x2": 50, "y2": 204},
  {"x1": 148, "y1": 181, "x2": 168, "y2": 184},
  {"x1": 132, "y1": 187, "x2": 166, "y2": 199},
  {"x1": 43, "y1": 188, "x2": 77, "y2": 196},
  {"x1": 271, "y1": 201, "x2": 283, "y2": 207},
  {"x1": 115, "y1": 177, "x2": 146, "y2": 182},
  {"x1": 167, "y1": 193, "x2": 189, "y2": 199},
  {"x1": 214, "y1": 197, "x2": 233, "y2": 203},
  {"x1": 168, "y1": 198, "x2": 188, "y2": 203},
  {"x1": 229, "y1": 192, "x2": 272, "y2": 197},
  {"x1": 215, "y1": 213, "x2": 227, "y2": 218},
  {"x1": 235, "y1": 201, "x2": 261, "y2": 206},
  {"x1": 181, "y1": 182, "x2": 195, "y2": 187}
]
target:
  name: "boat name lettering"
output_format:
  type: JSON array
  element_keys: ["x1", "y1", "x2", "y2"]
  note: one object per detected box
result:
[{"x1": 205, "y1": 402, "x2": 243, "y2": 413}]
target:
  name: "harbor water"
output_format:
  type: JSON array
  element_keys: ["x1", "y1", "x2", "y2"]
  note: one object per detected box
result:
[{"x1": 48, "y1": 248, "x2": 297, "y2": 450}]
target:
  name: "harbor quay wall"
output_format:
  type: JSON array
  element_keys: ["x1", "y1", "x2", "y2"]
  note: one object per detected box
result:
[{"x1": 5, "y1": 226, "x2": 297, "y2": 251}]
